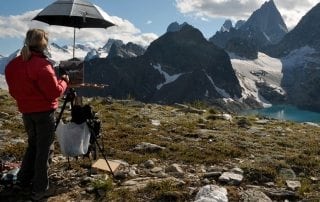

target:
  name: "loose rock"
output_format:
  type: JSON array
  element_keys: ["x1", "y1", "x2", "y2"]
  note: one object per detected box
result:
[
  {"x1": 195, "y1": 185, "x2": 228, "y2": 202},
  {"x1": 144, "y1": 160, "x2": 155, "y2": 169},
  {"x1": 241, "y1": 189, "x2": 272, "y2": 202},
  {"x1": 286, "y1": 180, "x2": 301, "y2": 191},
  {"x1": 219, "y1": 172, "x2": 243, "y2": 185},
  {"x1": 165, "y1": 164, "x2": 182, "y2": 173},
  {"x1": 133, "y1": 142, "x2": 165, "y2": 153}
]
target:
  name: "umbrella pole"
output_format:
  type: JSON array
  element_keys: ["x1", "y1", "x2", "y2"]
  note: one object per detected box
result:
[{"x1": 73, "y1": 28, "x2": 76, "y2": 59}]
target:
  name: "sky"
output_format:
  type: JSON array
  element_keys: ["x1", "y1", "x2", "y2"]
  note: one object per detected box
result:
[{"x1": 0, "y1": 0, "x2": 318, "y2": 56}]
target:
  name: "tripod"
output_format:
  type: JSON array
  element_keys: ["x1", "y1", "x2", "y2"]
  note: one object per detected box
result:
[
  {"x1": 55, "y1": 88, "x2": 115, "y2": 177},
  {"x1": 55, "y1": 88, "x2": 76, "y2": 131}
]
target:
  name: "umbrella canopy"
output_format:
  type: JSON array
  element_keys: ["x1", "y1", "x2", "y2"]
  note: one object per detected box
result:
[
  {"x1": 33, "y1": 0, "x2": 115, "y2": 28},
  {"x1": 33, "y1": 0, "x2": 115, "y2": 57}
]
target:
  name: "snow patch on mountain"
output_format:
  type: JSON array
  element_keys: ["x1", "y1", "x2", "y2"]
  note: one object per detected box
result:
[
  {"x1": 205, "y1": 73, "x2": 231, "y2": 98},
  {"x1": 0, "y1": 74, "x2": 7, "y2": 90},
  {"x1": 0, "y1": 43, "x2": 94, "y2": 75},
  {"x1": 220, "y1": 20, "x2": 233, "y2": 32},
  {"x1": 47, "y1": 43, "x2": 109, "y2": 66},
  {"x1": 85, "y1": 49, "x2": 100, "y2": 61},
  {"x1": 230, "y1": 52, "x2": 284, "y2": 107},
  {"x1": 0, "y1": 39, "x2": 129, "y2": 77},
  {"x1": 0, "y1": 50, "x2": 20, "y2": 74},
  {"x1": 152, "y1": 64, "x2": 184, "y2": 90},
  {"x1": 101, "y1": 39, "x2": 124, "y2": 52},
  {"x1": 263, "y1": 32, "x2": 271, "y2": 42},
  {"x1": 51, "y1": 43, "x2": 69, "y2": 53},
  {"x1": 49, "y1": 44, "x2": 90, "y2": 62}
]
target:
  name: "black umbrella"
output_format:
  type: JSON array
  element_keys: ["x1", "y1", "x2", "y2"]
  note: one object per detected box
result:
[{"x1": 33, "y1": 0, "x2": 115, "y2": 58}]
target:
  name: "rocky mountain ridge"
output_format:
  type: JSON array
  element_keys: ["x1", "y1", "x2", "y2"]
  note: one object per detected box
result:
[
  {"x1": 0, "y1": 38, "x2": 144, "y2": 71},
  {"x1": 108, "y1": 42, "x2": 146, "y2": 59},
  {"x1": 80, "y1": 24, "x2": 242, "y2": 106}
]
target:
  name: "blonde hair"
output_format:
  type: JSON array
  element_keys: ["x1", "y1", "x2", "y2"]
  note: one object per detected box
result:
[{"x1": 21, "y1": 29, "x2": 49, "y2": 61}]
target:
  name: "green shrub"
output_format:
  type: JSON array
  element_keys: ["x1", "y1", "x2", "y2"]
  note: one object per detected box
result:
[
  {"x1": 208, "y1": 107, "x2": 219, "y2": 114},
  {"x1": 91, "y1": 177, "x2": 113, "y2": 192}
]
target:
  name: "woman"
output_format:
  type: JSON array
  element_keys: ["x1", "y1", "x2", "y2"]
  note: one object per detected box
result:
[{"x1": 5, "y1": 29, "x2": 69, "y2": 200}]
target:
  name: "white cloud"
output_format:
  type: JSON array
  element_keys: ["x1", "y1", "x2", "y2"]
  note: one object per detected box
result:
[
  {"x1": 0, "y1": 9, "x2": 158, "y2": 49},
  {"x1": 175, "y1": 0, "x2": 319, "y2": 29},
  {"x1": 276, "y1": 0, "x2": 319, "y2": 29},
  {"x1": 146, "y1": 20, "x2": 153, "y2": 25},
  {"x1": 200, "y1": 17, "x2": 209, "y2": 22}
]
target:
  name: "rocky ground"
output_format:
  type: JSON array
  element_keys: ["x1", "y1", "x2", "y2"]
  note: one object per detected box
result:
[{"x1": 0, "y1": 89, "x2": 320, "y2": 201}]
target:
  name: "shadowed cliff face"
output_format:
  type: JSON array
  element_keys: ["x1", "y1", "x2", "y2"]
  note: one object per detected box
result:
[
  {"x1": 265, "y1": 3, "x2": 320, "y2": 58},
  {"x1": 280, "y1": 49, "x2": 320, "y2": 112},
  {"x1": 271, "y1": 3, "x2": 320, "y2": 112},
  {"x1": 81, "y1": 24, "x2": 242, "y2": 104},
  {"x1": 145, "y1": 25, "x2": 242, "y2": 101}
]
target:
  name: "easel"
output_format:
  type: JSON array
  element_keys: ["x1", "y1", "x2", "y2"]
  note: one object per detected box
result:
[{"x1": 55, "y1": 85, "x2": 114, "y2": 177}]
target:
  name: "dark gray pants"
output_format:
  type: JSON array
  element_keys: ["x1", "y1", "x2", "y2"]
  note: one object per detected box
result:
[{"x1": 17, "y1": 110, "x2": 55, "y2": 193}]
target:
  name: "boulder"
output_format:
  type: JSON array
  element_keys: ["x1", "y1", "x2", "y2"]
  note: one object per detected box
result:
[
  {"x1": 195, "y1": 185, "x2": 228, "y2": 202},
  {"x1": 241, "y1": 189, "x2": 272, "y2": 202},
  {"x1": 219, "y1": 172, "x2": 243, "y2": 185},
  {"x1": 133, "y1": 142, "x2": 165, "y2": 153}
]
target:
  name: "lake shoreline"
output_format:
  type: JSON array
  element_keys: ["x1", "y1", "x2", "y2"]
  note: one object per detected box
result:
[{"x1": 242, "y1": 104, "x2": 320, "y2": 123}]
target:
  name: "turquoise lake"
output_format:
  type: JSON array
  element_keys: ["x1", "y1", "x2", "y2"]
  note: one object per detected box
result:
[{"x1": 243, "y1": 105, "x2": 320, "y2": 123}]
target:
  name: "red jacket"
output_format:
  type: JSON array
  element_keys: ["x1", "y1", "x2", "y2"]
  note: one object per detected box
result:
[{"x1": 5, "y1": 52, "x2": 68, "y2": 113}]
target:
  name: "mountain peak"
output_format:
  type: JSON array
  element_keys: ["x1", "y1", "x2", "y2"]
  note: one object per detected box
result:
[
  {"x1": 163, "y1": 23, "x2": 206, "y2": 45},
  {"x1": 209, "y1": 0, "x2": 288, "y2": 50},
  {"x1": 220, "y1": 20, "x2": 233, "y2": 32},
  {"x1": 50, "y1": 42, "x2": 69, "y2": 53},
  {"x1": 241, "y1": 0, "x2": 288, "y2": 43},
  {"x1": 262, "y1": 0, "x2": 275, "y2": 7},
  {"x1": 102, "y1": 39, "x2": 124, "y2": 52},
  {"x1": 166, "y1": 22, "x2": 190, "y2": 33},
  {"x1": 260, "y1": 0, "x2": 280, "y2": 15},
  {"x1": 108, "y1": 42, "x2": 146, "y2": 59}
]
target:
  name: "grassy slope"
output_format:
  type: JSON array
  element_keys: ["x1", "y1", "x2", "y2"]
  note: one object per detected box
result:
[{"x1": 0, "y1": 89, "x2": 319, "y2": 201}]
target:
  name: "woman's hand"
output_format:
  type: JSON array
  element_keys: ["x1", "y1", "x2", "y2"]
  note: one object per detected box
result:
[{"x1": 61, "y1": 74, "x2": 70, "y2": 84}]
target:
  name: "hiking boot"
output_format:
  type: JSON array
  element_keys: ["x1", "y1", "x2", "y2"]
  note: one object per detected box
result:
[
  {"x1": 31, "y1": 185, "x2": 56, "y2": 201},
  {"x1": 13, "y1": 181, "x2": 32, "y2": 195}
]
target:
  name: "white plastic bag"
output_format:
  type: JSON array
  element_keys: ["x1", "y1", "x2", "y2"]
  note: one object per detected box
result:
[{"x1": 56, "y1": 121, "x2": 91, "y2": 157}]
